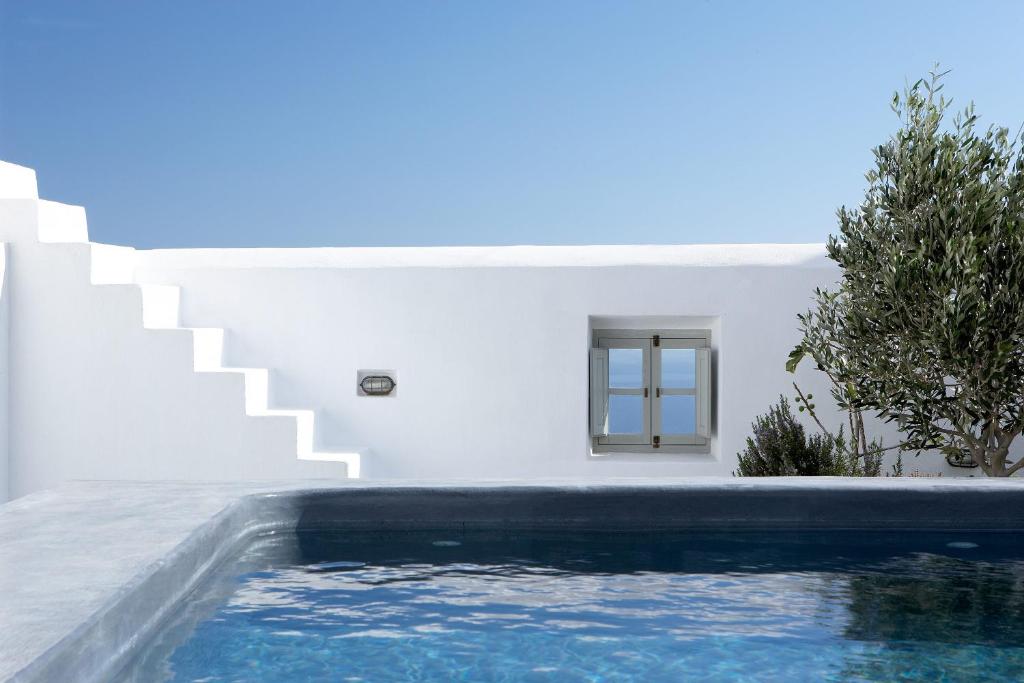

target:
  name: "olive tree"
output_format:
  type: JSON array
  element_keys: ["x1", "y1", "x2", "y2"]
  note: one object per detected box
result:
[{"x1": 789, "y1": 69, "x2": 1024, "y2": 477}]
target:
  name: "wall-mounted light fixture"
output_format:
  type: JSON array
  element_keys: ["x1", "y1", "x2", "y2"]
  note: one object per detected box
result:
[{"x1": 357, "y1": 370, "x2": 397, "y2": 397}]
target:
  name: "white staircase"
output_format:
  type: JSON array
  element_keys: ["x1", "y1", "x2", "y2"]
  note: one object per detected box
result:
[
  {"x1": 139, "y1": 291, "x2": 363, "y2": 477},
  {"x1": 0, "y1": 161, "x2": 362, "y2": 492}
]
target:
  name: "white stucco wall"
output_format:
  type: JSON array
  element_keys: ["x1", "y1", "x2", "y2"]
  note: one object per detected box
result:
[
  {"x1": 0, "y1": 159, "x2": 977, "y2": 500},
  {"x1": 133, "y1": 246, "x2": 964, "y2": 480}
]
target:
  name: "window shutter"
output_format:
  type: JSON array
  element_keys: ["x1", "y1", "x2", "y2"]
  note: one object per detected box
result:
[
  {"x1": 697, "y1": 347, "x2": 712, "y2": 438},
  {"x1": 589, "y1": 348, "x2": 609, "y2": 437}
]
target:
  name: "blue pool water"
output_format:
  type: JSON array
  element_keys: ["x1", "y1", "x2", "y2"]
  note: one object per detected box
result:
[{"x1": 119, "y1": 529, "x2": 1024, "y2": 681}]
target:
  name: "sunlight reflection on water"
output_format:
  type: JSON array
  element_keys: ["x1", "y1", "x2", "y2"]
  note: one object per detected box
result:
[{"x1": 118, "y1": 530, "x2": 1024, "y2": 682}]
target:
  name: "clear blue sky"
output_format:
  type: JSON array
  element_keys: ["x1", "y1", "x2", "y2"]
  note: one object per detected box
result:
[{"x1": 2, "y1": 1, "x2": 1022, "y2": 248}]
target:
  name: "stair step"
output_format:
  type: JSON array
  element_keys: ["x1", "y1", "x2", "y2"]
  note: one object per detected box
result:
[
  {"x1": 259, "y1": 408, "x2": 315, "y2": 449},
  {"x1": 203, "y1": 366, "x2": 270, "y2": 414},
  {"x1": 88, "y1": 283, "x2": 145, "y2": 330},
  {"x1": 140, "y1": 285, "x2": 180, "y2": 328},
  {"x1": 0, "y1": 161, "x2": 38, "y2": 199},
  {"x1": 301, "y1": 451, "x2": 363, "y2": 478},
  {"x1": 188, "y1": 327, "x2": 225, "y2": 369},
  {"x1": 37, "y1": 200, "x2": 88, "y2": 243},
  {"x1": 90, "y1": 244, "x2": 137, "y2": 284}
]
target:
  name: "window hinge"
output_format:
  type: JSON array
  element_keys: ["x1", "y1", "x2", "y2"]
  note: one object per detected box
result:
[
  {"x1": 643, "y1": 387, "x2": 649, "y2": 398},
  {"x1": 653, "y1": 435, "x2": 661, "y2": 448},
  {"x1": 656, "y1": 387, "x2": 661, "y2": 398},
  {"x1": 653, "y1": 334, "x2": 660, "y2": 347}
]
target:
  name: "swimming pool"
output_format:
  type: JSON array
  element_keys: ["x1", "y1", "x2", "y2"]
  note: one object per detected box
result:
[
  {"x1": 117, "y1": 527, "x2": 1024, "y2": 681},
  {"x1": 8, "y1": 481, "x2": 1024, "y2": 682}
]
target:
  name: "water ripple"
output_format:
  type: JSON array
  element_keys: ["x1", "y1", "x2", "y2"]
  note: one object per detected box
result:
[{"x1": 117, "y1": 530, "x2": 1024, "y2": 682}]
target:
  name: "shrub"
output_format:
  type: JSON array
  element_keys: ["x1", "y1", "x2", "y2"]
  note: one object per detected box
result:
[{"x1": 735, "y1": 396, "x2": 878, "y2": 476}]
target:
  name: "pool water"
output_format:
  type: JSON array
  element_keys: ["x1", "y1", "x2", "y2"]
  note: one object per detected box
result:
[{"x1": 118, "y1": 529, "x2": 1024, "y2": 682}]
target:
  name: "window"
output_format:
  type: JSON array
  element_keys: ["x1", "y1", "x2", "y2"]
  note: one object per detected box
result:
[{"x1": 589, "y1": 329, "x2": 711, "y2": 453}]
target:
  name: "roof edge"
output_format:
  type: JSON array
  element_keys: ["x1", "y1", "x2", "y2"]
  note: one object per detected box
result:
[{"x1": 132, "y1": 243, "x2": 833, "y2": 270}]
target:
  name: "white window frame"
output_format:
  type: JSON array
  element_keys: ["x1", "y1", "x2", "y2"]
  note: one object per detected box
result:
[
  {"x1": 590, "y1": 329, "x2": 712, "y2": 454},
  {"x1": 598, "y1": 337, "x2": 651, "y2": 446}
]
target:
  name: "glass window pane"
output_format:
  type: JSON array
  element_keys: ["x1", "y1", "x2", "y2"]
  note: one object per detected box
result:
[
  {"x1": 661, "y1": 395, "x2": 696, "y2": 434},
  {"x1": 608, "y1": 394, "x2": 644, "y2": 434},
  {"x1": 661, "y1": 349, "x2": 696, "y2": 388},
  {"x1": 609, "y1": 348, "x2": 643, "y2": 388}
]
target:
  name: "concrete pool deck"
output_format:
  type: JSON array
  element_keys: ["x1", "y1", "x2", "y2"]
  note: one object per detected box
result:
[
  {"x1": 0, "y1": 480, "x2": 305, "y2": 682},
  {"x1": 3, "y1": 477, "x2": 1024, "y2": 682}
]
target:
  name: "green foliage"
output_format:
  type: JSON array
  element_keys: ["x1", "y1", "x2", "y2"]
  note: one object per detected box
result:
[
  {"x1": 789, "y1": 378, "x2": 886, "y2": 475},
  {"x1": 734, "y1": 397, "x2": 876, "y2": 476},
  {"x1": 792, "y1": 67, "x2": 1024, "y2": 477},
  {"x1": 890, "y1": 452, "x2": 904, "y2": 477},
  {"x1": 788, "y1": 288, "x2": 894, "y2": 472}
]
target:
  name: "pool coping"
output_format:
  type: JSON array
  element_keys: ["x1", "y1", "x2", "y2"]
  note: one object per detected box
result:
[{"x1": 3, "y1": 477, "x2": 1024, "y2": 682}]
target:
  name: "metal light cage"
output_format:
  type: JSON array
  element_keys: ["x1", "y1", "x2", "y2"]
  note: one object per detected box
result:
[{"x1": 360, "y1": 375, "x2": 396, "y2": 396}]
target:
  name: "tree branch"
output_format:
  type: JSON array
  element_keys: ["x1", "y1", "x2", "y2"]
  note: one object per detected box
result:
[{"x1": 792, "y1": 382, "x2": 832, "y2": 436}]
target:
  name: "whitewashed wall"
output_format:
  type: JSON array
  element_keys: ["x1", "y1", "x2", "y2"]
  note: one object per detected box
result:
[
  {"x1": 0, "y1": 159, "x2": 975, "y2": 502},
  {"x1": 134, "y1": 246, "x2": 965, "y2": 480}
]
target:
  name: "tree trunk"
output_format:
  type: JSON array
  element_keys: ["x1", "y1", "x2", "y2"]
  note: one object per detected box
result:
[
  {"x1": 969, "y1": 444, "x2": 995, "y2": 476},
  {"x1": 970, "y1": 444, "x2": 1015, "y2": 477}
]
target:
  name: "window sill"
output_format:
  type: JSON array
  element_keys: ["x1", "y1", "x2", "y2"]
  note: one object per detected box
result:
[{"x1": 590, "y1": 443, "x2": 713, "y2": 457}]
